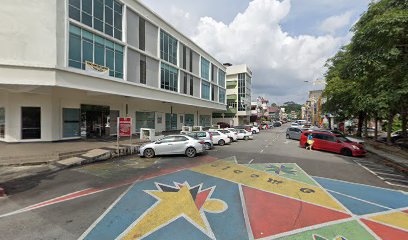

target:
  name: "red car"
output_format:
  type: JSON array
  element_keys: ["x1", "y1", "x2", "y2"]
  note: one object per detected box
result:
[{"x1": 300, "y1": 131, "x2": 366, "y2": 157}]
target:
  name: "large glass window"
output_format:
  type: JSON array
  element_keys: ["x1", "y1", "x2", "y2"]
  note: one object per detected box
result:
[
  {"x1": 165, "y1": 113, "x2": 178, "y2": 131},
  {"x1": 201, "y1": 57, "x2": 210, "y2": 80},
  {"x1": 140, "y1": 55, "x2": 146, "y2": 84},
  {"x1": 21, "y1": 107, "x2": 41, "y2": 140},
  {"x1": 139, "y1": 18, "x2": 145, "y2": 51},
  {"x1": 63, "y1": 108, "x2": 80, "y2": 138},
  {"x1": 161, "y1": 63, "x2": 178, "y2": 92},
  {"x1": 160, "y1": 30, "x2": 177, "y2": 65},
  {"x1": 218, "y1": 69, "x2": 226, "y2": 88},
  {"x1": 201, "y1": 81, "x2": 210, "y2": 100},
  {"x1": 69, "y1": 24, "x2": 124, "y2": 78},
  {"x1": 219, "y1": 89, "x2": 226, "y2": 104},
  {"x1": 199, "y1": 115, "x2": 211, "y2": 127},
  {"x1": 135, "y1": 112, "x2": 155, "y2": 132},
  {"x1": 185, "y1": 114, "x2": 194, "y2": 126},
  {"x1": 68, "y1": 0, "x2": 123, "y2": 40},
  {"x1": 238, "y1": 73, "x2": 246, "y2": 111},
  {"x1": 0, "y1": 108, "x2": 5, "y2": 138}
]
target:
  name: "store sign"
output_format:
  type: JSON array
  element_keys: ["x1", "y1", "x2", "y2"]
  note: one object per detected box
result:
[
  {"x1": 118, "y1": 117, "x2": 132, "y2": 137},
  {"x1": 85, "y1": 61, "x2": 109, "y2": 76}
]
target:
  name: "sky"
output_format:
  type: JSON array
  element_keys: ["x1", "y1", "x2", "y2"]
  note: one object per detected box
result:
[{"x1": 140, "y1": 0, "x2": 372, "y2": 104}]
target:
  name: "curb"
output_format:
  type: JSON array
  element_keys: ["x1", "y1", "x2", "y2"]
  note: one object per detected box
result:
[{"x1": 365, "y1": 146, "x2": 408, "y2": 174}]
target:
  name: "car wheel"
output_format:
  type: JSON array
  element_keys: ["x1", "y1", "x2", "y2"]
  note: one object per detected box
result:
[
  {"x1": 229, "y1": 137, "x2": 234, "y2": 142},
  {"x1": 185, "y1": 147, "x2": 197, "y2": 158},
  {"x1": 218, "y1": 139, "x2": 225, "y2": 146},
  {"x1": 286, "y1": 134, "x2": 290, "y2": 139},
  {"x1": 252, "y1": 130, "x2": 256, "y2": 134},
  {"x1": 205, "y1": 142, "x2": 212, "y2": 150},
  {"x1": 341, "y1": 148, "x2": 352, "y2": 157},
  {"x1": 143, "y1": 148, "x2": 155, "y2": 158},
  {"x1": 244, "y1": 136, "x2": 249, "y2": 141}
]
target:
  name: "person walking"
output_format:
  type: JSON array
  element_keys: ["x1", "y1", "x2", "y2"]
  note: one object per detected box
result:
[{"x1": 306, "y1": 134, "x2": 314, "y2": 150}]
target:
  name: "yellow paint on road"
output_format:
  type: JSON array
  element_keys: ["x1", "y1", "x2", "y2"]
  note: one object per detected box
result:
[
  {"x1": 121, "y1": 186, "x2": 207, "y2": 240},
  {"x1": 368, "y1": 211, "x2": 408, "y2": 230},
  {"x1": 192, "y1": 160, "x2": 346, "y2": 212}
]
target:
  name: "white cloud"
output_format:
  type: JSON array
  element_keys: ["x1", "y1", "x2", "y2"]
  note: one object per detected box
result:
[{"x1": 319, "y1": 11, "x2": 354, "y2": 35}]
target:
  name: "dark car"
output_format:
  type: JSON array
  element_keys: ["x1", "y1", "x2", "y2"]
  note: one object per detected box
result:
[
  {"x1": 273, "y1": 122, "x2": 282, "y2": 127},
  {"x1": 300, "y1": 131, "x2": 366, "y2": 157},
  {"x1": 217, "y1": 122, "x2": 230, "y2": 128}
]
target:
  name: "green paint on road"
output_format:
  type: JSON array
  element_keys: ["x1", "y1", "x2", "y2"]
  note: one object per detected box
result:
[
  {"x1": 278, "y1": 220, "x2": 376, "y2": 240},
  {"x1": 246, "y1": 163, "x2": 318, "y2": 186}
]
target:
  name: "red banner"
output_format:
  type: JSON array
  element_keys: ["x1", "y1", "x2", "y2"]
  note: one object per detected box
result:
[{"x1": 118, "y1": 117, "x2": 132, "y2": 137}]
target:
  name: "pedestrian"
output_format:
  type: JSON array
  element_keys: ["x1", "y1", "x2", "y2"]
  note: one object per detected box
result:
[{"x1": 306, "y1": 134, "x2": 314, "y2": 150}]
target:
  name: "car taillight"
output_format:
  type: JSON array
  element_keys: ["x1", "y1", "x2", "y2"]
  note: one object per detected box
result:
[
  {"x1": 199, "y1": 140, "x2": 205, "y2": 145},
  {"x1": 209, "y1": 132, "x2": 213, "y2": 140}
]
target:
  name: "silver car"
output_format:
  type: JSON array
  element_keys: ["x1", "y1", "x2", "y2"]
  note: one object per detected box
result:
[
  {"x1": 139, "y1": 135, "x2": 205, "y2": 158},
  {"x1": 286, "y1": 127, "x2": 303, "y2": 140},
  {"x1": 182, "y1": 131, "x2": 214, "y2": 150}
]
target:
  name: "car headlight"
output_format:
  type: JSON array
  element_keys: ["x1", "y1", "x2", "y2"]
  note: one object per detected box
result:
[{"x1": 351, "y1": 145, "x2": 360, "y2": 150}]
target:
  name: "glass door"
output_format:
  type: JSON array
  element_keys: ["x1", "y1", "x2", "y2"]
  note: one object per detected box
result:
[{"x1": 21, "y1": 107, "x2": 41, "y2": 139}]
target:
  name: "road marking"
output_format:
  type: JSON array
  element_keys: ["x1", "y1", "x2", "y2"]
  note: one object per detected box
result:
[
  {"x1": 260, "y1": 149, "x2": 264, "y2": 153},
  {"x1": 248, "y1": 159, "x2": 254, "y2": 164}
]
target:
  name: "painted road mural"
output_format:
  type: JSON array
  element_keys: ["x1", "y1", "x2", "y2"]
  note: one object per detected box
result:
[{"x1": 80, "y1": 160, "x2": 408, "y2": 240}]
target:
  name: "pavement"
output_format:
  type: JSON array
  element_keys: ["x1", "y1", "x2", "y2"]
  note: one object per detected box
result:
[
  {"x1": 364, "y1": 139, "x2": 408, "y2": 171},
  {"x1": 0, "y1": 127, "x2": 407, "y2": 239}
]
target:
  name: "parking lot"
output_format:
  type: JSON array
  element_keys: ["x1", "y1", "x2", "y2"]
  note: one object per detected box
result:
[{"x1": 0, "y1": 125, "x2": 407, "y2": 239}]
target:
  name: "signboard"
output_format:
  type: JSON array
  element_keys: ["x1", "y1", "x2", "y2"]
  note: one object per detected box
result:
[
  {"x1": 85, "y1": 61, "x2": 109, "y2": 76},
  {"x1": 118, "y1": 117, "x2": 132, "y2": 137}
]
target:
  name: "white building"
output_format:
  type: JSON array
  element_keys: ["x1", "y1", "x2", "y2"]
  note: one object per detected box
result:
[
  {"x1": 0, "y1": 0, "x2": 226, "y2": 142},
  {"x1": 213, "y1": 64, "x2": 252, "y2": 126}
]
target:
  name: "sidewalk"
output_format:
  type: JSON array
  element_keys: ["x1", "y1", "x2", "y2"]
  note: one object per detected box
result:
[{"x1": 364, "y1": 139, "x2": 408, "y2": 171}]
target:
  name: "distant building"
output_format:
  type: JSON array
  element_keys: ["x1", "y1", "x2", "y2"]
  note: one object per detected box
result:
[
  {"x1": 306, "y1": 90, "x2": 324, "y2": 126},
  {"x1": 268, "y1": 106, "x2": 280, "y2": 120}
]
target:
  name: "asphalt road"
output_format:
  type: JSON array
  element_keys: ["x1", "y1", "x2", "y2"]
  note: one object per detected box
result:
[{"x1": 0, "y1": 126, "x2": 406, "y2": 240}]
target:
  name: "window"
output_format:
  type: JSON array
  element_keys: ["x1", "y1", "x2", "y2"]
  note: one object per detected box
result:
[
  {"x1": 200, "y1": 115, "x2": 211, "y2": 127},
  {"x1": 185, "y1": 114, "x2": 194, "y2": 126},
  {"x1": 135, "y1": 112, "x2": 155, "y2": 132},
  {"x1": 63, "y1": 108, "x2": 80, "y2": 138},
  {"x1": 160, "y1": 30, "x2": 177, "y2": 65},
  {"x1": 139, "y1": 18, "x2": 145, "y2": 51},
  {"x1": 161, "y1": 63, "x2": 178, "y2": 92},
  {"x1": 190, "y1": 76, "x2": 194, "y2": 96},
  {"x1": 21, "y1": 107, "x2": 41, "y2": 140},
  {"x1": 140, "y1": 55, "x2": 146, "y2": 84},
  {"x1": 165, "y1": 113, "x2": 178, "y2": 130},
  {"x1": 218, "y1": 69, "x2": 226, "y2": 88},
  {"x1": 174, "y1": 136, "x2": 188, "y2": 142},
  {"x1": 182, "y1": 45, "x2": 187, "y2": 69},
  {"x1": 0, "y1": 108, "x2": 4, "y2": 138},
  {"x1": 180, "y1": 115, "x2": 184, "y2": 124},
  {"x1": 189, "y1": 50, "x2": 193, "y2": 72},
  {"x1": 201, "y1": 81, "x2": 210, "y2": 100},
  {"x1": 68, "y1": 0, "x2": 123, "y2": 40},
  {"x1": 183, "y1": 74, "x2": 187, "y2": 94},
  {"x1": 201, "y1": 57, "x2": 210, "y2": 80},
  {"x1": 160, "y1": 136, "x2": 176, "y2": 143},
  {"x1": 69, "y1": 24, "x2": 124, "y2": 78},
  {"x1": 238, "y1": 73, "x2": 246, "y2": 111},
  {"x1": 219, "y1": 89, "x2": 226, "y2": 104},
  {"x1": 211, "y1": 84, "x2": 215, "y2": 101},
  {"x1": 210, "y1": 131, "x2": 220, "y2": 136},
  {"x1": 211, "y1": 64, "x2": 217, "y2": 82}
]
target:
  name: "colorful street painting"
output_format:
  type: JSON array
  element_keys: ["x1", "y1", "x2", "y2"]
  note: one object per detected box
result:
[{"x1": 80, "y1": 160, "x2": 408, "y2": 240}]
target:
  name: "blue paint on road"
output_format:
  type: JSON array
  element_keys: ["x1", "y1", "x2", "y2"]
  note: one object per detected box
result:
[
  {"x1": 83, "y1": 170, "x2": 249, "y2": 240},
  {"x1": 314, "y1": 177, "x2": 408, "y2": 209},
  {"x1": 328, "y1": 191, "x2": 389, "y2": 215}
]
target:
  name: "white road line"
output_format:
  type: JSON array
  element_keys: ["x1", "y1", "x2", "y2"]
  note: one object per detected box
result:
[
  {"x1": 260, "y1": 149, "x2": 264, "y2": 153},
  {"x1": 376, "y1": 172, "x2": 407, "y2": 178},
  {"x1": 248, "y1": 159, "x2": 254, "y2": 164}
]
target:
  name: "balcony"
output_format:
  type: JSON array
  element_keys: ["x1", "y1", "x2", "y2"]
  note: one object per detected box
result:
[
  {"x1": 227, "y1": 107, "x2": 237, "y2": 114},
  {"x1": 226, "y1": 80, "x2": 237, "y2": 88},
  {"x1": 227, "y1": 94, "x2": 237, "y2": 100}
]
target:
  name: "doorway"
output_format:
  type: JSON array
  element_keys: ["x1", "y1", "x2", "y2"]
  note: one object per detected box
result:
[{"x1": 80, "y1": 104, "x2": 110, "y2": 138}]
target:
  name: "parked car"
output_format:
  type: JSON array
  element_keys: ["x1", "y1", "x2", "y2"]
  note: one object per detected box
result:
[
  {"x1": 291, "y1": 123, "x2": 300, "y2": 128},
  {"x1": 217, "y1": 122, "x2": 231, "y2": 128},
  {"x1": 250, "y1": 125, "x2": 261, "y2": 134},
  {"x1": 260, "y1": 123, "x2": 269, "y2": 130},
  {"x1": 207, "y1": 130, "x2": 231, "y2": 146},
  {"x1": 395, "y1": 138, "x2": 408, "y2": 149},
  {"x1": 219, "y1": 129, "x2": 238, "y2": 142},
  {"x1": 139, "y1": 135, "x2": 205, "y2": 158},
  {"x1": 235, "y1": 125, "x2": 252, "y2": 132},
  {"x1": 300, "y1": 131, "x2": 366, "y2": 157},
  {"x1": 286, "y1": 127, "x2": 303, "y2": 140},
  {"x1": 320, "y1": 130, "x2": 365, "y2": 144},
  {"x1": 181, "y1": 131, "x2": 214, "y2": 150},
  {"x1": 236, "y1": 129, "x2": 253, "y2": 140},
  {"x1": 273, "y1": 121, "x2": 282, "y2": 127}
]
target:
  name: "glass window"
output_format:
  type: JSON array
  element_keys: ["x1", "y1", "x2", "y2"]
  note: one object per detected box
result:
[
  {"x1": 160, "y1": 63, "x2": 178, "y2": 92},
  {"x1": 219, "y1": 88, "x2": 226, "y2": 104},
  {"x1": 160, "y1": 30, "x2": 177, "y2": 65},
  {"x1": 139, "y1": 18, "x2": 145, "y2": 51},
  {"x1": 201, "y1": 81, "x2": 210, "y2": 100},
  {"x1": 63, "y1": 108, "x2": 80, "y2": 138},
  {"x1": 68, "y1": 24, "x2": 123, "y2": 79},
  {"x1": 218, "y1": 69, "x2": 226, "y2": 88},
  {"x1": 211, "y1": 84, "x2": 215, "y2": 101},
  {"x1": 165, "y1": 113, "x2": 178, "y2": 131},
  {"x1": 0, "y1": 108, "x2": 5, "y2": 138},
  {"x1": 190, "y1": 76, "x2": 194, "y2": 96},
  {"x1": 200, "y1": 115, "x2": 211, "y2": 127},
  {"x1": 136, "y1": 112, "x2": 155, "y2": 132},
  {"x1": 201, "y1": 57, "x2": 210, "y2": 80},
  {"x1": 238, "y1": 73, "x2": 246, "y2": 111},
  {"x1": 21, "y1": 107, "x2": 41, "y2": 140},
  {"x1": 185, "y1": 114, "x2": 194, "y2": 126},
  {"x1": 140, "y1": 55, "x2": 146, "y2": 84},
  {"x1": 68, "y1": 0, "x2": 123, "y2": 40}
]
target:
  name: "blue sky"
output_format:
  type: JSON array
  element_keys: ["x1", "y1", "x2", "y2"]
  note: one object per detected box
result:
[{"x1": 140, "y1": 0, "x2": 371, "y2": 104}]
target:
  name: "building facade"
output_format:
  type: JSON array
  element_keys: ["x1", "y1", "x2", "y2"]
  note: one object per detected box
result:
[
  {"x1": 0, "y1": 0, "x2": 226, "y2": 142},
  {"x1": 213, "y1": 64, "x2": 252, "y2": 126}
]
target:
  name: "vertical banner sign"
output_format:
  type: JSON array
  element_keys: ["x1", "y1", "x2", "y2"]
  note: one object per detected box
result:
[{"x1": 117, "y1": 117, "x2": 133, "y2": 154}]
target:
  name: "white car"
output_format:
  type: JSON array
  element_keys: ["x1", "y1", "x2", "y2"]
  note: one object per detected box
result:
[
  {"x1": 237, "y1": 129, "x2": 253, "y2": 140},
  {"x1": 219, "y1": 129, "x2": 238, "y2": 142},
  {"x1": 139, "y1": 135, "x2": 205, "y2": 158},
  {"x1": 250, "y1": 126, "x2": 260, "y2": 134},
  {"x1": 208, "y1": 130, "x2": 231, "y2": 146}
]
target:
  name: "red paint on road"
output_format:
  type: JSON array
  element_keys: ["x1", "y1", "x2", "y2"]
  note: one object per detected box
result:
[
  {"x1": 242, "y1": 186, "x2": 351, "y2": 239},
  {"x1": 361, "y1": 219, "x2": 408, "y2": 240},
  {"x1": 195, "y1": 189, "x2": 211, "y2": 209}
]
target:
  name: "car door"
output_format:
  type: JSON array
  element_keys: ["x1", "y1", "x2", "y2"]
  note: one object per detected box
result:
[
  {"x1": 293, "y1": 128, "x2": 302, "y2": 140},
  {"x1": 323, "y1": 135, "x2": 339, "y2": 152},
  {"x1": 311, "y1": 133, "x2": 324, "y2": 150},
  {"x1": 172, "y1": 136, "x2": 189, "y2": 154},
  {"x1": 155, "y1": 136, "x2": 176, "y2": 155}
]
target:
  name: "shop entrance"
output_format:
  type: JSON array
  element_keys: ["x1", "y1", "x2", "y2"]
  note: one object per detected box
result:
[{"x1": 80, "y1": 104, "x2": 110, "y2": 138}]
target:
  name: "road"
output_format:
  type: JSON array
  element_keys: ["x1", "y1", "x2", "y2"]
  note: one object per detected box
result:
[{"x1": 0, "y1": 126, "x2": 407, "y2": 240}]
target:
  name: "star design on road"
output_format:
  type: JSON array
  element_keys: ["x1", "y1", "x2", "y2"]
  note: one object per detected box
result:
[{"x1": 120, "y1": 182, "x2": 227, "y2": 240}]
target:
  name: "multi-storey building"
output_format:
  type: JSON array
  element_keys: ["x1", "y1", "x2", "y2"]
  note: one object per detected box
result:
[
  {"x1": 0, "y1": 0, "x2": 226, "y2": 142},
  {"x1": 213, "y1": 64, "x2": 252, "y2": 126}
]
